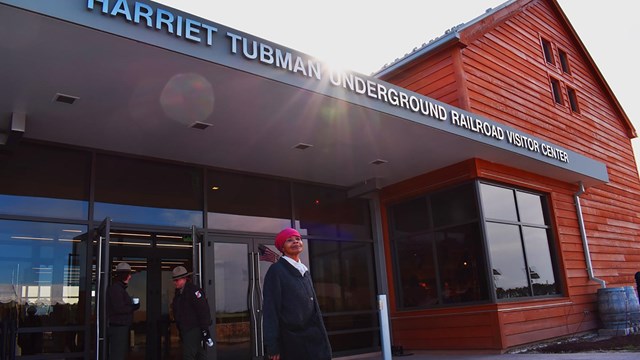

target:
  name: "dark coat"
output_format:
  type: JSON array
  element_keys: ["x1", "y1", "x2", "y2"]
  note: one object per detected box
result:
[
  {"x1": 263, "y1": 257, "x2": 331, "y2": 359},
  {"x1": 106, "y1": 280, "x2": 139, "y2": 326},
  {"x1": 172, "y1": 281, "x2": 212, "y2": 334}
]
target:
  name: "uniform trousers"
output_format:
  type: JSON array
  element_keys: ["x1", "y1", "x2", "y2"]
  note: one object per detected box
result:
[
  {"x1": 108, "y1": 325, "x2": 129, "y2": 359},
  {"x1": 181, "y1": 327, "x2": 207, "y2": 360}
]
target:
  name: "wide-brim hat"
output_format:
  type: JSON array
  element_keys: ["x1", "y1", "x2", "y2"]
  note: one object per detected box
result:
[
  {"x1": 172, "y1": 266, "x2": 192, "y2": 280},
  {"x1": 115, "y1": 262, "x2": 132, "y2": 273}
]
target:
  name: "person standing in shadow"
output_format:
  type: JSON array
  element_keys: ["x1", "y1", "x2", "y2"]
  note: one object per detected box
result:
[{"x1": 106, "y1": 262, "x2": 140, "y2": 359}]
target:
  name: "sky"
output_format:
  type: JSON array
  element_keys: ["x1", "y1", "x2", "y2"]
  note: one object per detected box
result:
[{"x1": 155, "y1": 0, "x2": 640, "y2": 171}]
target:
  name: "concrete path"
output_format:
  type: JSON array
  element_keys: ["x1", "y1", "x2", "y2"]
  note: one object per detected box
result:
[{"x1": 340, "y1": 351, "x2": 640, "y2": 360}]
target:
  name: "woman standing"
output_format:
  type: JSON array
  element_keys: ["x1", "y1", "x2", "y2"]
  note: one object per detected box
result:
[{"x1": 262, "y1": 228, "x2": 332, "y2": 360}]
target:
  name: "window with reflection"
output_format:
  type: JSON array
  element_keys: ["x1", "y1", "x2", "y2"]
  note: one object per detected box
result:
[
  {"x1": 0, "y1": 142, "x2": 90, "y2": 219},
  {"x1": 207, "y1": 170, "x2": 292, "y2": 233},
  {"x1": 308, "y1": 239, "x2": 378, "y2": 353},
  {"x1": 389, "y1": 183, "x2": 489, "y2": 309},
  {"x1": 0, "y1": 219, "x2": 87, "y2": 354},
  {"x1": 94, "y1": 154, "x2": 203, "y2": 227},
  {"x1": 480, "y1": 183, "x2": 559, "y2": 299},
  {"x1": 293, "y1": 183, "x2": 371, "y2": 239}
]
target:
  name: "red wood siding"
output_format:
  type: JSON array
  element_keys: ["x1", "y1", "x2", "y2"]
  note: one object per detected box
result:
[
  {"x1": 382, "y1": 46, "x2": 462, "y2": 108},
  {"x1": 379, "y1": 0, "x2": 640, "y2": 351}
]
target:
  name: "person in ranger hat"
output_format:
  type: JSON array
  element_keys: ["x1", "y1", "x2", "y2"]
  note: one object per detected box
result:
[
  {"x1": 262, "y1": 228, "x2": 332, "y2": 360},
  {"x1": 171, "y1": 265, "x2": 214, "y2": 360},
  {"x1": 106, "y1": 262, "x2": 140, "y2": 359}
]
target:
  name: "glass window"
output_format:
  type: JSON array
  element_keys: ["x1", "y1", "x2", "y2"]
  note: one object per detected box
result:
[
  {"x1": 558, "y1": 49, "x2": 571, "y2": 74},
  {"x1": 389, "y1": 182, "x2": 490, "y2": 310},
  {"x1": 0, "y1": 142, "x2": 90, "y2": 219},
  {"x1": 485, "y1": 223, "x2": 529, "y2": 299},
  {"x1": 480, "y1": 183, "x2": 517, "y2": 221},
  {"x1": 0, "y1": 219, "x2": 88, "y2": 354},
  {"x1": 207, "y1": 170, "x2": 291, "y2": 233},
  {"x1": 551, "y1": 78, "x2": 563, "y2": 105},
  {"x1": 481, "y1": 183, "x2": 559, "y2": 300},
  {"x1": 394, "y1": 233, "x2": 438, "y2": 308},
  {"x1": 522, "y1": 227, "x2": 559, "y2": 296},
  {"x1": 308, "y1": 239, "x2": 379, "y2": 354},
  {"x1": 94, "y1": 154, "x2": 203, "y2": 227},
  {"x1": 541, "y1": 38, "x2": 554, "y2": 64},
  {"x1": 390, "y1": 197, "x2": 429, "y2": 235},
  {"x1": 516, "y1": 191, "x2": 545, "y2": 225},
  {"x1": 435, "y1": 224, "x2": 489, "y2": 304},
  {"x1": 309, "y1": 240, "x2": 377, "y2": 312},
  {"x1": 431, "y1": 183, "x2": 478, "y2": 227},
  {"x1": 567, "y1": 87, "x2": 580, "y2": 113},
  {"x1": 293, "y1": 183, "x2": 371, "y2": 239}
]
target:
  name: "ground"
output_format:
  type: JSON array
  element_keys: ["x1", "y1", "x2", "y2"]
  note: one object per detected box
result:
[{"x1": 512, "y1": 332, "x2": 640, "y2": 353}]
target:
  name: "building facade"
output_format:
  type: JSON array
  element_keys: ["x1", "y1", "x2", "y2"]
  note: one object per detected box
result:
[{"x1": 0, "y1": 0, "x2": 638, "y2": 359}]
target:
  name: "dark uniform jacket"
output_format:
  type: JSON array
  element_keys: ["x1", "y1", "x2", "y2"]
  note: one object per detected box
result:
[
  {"x1": 172, "y1": 281, "x2": 212, "y2": 334},
  {"x1": 263, "y1": 257, "x2": 332, "y2": 359},
  {"x1": 106, "y1": 280, "x2": 139, "y2": 326}
]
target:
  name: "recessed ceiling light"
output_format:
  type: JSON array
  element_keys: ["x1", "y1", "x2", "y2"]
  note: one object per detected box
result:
[
  {"x1": 293, "y1": 143, "x2": 313, "y2": 150},
  {"x1": 370, "y1": 159, "x2": 388, "y2": 165},
  {"x1": 53, "y1": 93, "x2": 79, "y2": 105},
  {"x1": 190, "y1": 121, "x2": 213, "y2": 130}
]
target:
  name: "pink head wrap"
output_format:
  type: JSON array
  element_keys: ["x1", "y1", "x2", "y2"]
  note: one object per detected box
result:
[{"x1": 275, "y1": 228, "x2": 301, "y2": 252}]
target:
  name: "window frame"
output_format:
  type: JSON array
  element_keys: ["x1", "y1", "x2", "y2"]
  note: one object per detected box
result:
[
  {"x1": 567, "y1": 86, "x2": 580, "y2": 113},
  {"x1": 550, "y1": 77, "x2": 563, "y2": 105},
  {"x1": 478, "y1": 181, "x2": 562, "y2": 302},
  {"x1": 558, "y1": 48, "x2": 571, "y2": 74},
  {"x1": 540, "y1": 37, "x2": 555, "y2": 65}
]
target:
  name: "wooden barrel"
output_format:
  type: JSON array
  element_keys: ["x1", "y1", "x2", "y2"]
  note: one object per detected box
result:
[
  {"x1": 597, "y1": 287, "x2": 628, "y2": 329},
  {"x1": 624, "y1": 286, "x2": 640, "y2": 326}
]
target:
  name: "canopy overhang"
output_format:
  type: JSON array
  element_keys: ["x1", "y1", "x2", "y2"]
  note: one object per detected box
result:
[{"x1": 0, "y1": 0, "x2": 609, "y2": 191}]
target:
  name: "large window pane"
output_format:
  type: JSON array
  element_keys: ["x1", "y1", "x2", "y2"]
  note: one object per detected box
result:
[
  {"x1": 207, "y1": 171, "x2": 291, "y2": 232},
  {"x1": 309, "y1": 240, "x2": 377, "y2": 312},
  {"x1": 522, "y1": 227, "x2": 559, "y2": 296},
  {"x1": 0, "y1": 219, "x2": 88, "y2": 354},
  {"x1": 0, "y1": 142, "x2": 89, "y2": 219},
  {"x1": 435, "y1": 224, "x2": 489, "y2": 304},
  {"x1": 389, "y1": 182, "x2": 488, "y2": 310},
  {"x1": 431, "y1": 183, "x2": 478, "y2": 228},
  {"x1": 485, "y1": 223, "x2": 529, "y2": 299},
  {"x1": 94, "y1": 154, "x2": 202, "y2": 227},
  {"x1": 479, "y1": 184, "x2": 517, "y2": 221},
  {"x1": 395, "y1": 234, "x2": 439, "y2": 308},
  {"x1": 390, "y1": 197, "x2": 429, "y2": 235},
  {"x1": 294, "y1": 184, "x2": 371, "y2": 239},
  {"x1": 308, "y1": 239, "x2": 378, "y2": 354},
  {"x1": 516, "y1": 191, "x2": 545, "y2": 225}
]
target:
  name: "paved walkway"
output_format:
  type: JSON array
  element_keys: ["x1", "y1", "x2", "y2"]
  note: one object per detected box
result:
[{"x1": 340, "y1": 351, "x2": 640, "y2": 360}]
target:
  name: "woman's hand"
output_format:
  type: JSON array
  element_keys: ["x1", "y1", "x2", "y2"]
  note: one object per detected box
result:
[{"x1": 269, "y1": 354, "x2": 280, "y2": 360}]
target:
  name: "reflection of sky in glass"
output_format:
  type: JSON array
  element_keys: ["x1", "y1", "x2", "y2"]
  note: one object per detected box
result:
[
  {"x1": 94, "y1": 202, "x2": 202, "y2": 227},
  {"x1": 208, "y1": 213, "x2": 291, "y2": 233},
  {"x1": 485, "y1": 223, "x2": 528, "y2": 291},
  {"x1": 516, "y1": 192, "x2": 545, "y2": 225},
  {"x1": 480, "y1": 184, "x2": 517, "y2": 221},
  {"x1": 0, "y1": 220, "x2": 86, "y2": 304},
  {"x1": 215, "y1": 243, "x2": 248, "y2": 313},
  {"x1": 0, "y1": 194, "x2": 87, "y2": 220},
  {"x1": 522, "y1": 227, "x2": 555, "y2": 285}
]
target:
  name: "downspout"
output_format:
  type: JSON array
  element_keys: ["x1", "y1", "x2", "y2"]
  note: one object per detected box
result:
[{"x1": 574, "y1": 181, "x2": 606, "y2": 288}]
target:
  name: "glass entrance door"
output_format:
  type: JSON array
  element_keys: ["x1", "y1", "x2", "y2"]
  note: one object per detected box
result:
[
  {"x1": 213, "y1": 234, "x2": 307, "y2": 360},
  {"x1": 94, "y1": 226, "x2": 200, "y2": 360}
]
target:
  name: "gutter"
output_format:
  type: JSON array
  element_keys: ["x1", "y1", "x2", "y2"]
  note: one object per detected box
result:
[{"x1": 574, "y1": 181, "x2": 606, "y2": 288}]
